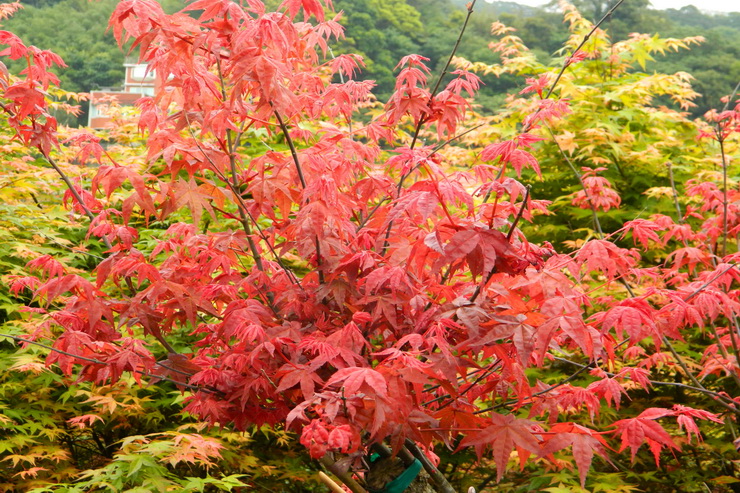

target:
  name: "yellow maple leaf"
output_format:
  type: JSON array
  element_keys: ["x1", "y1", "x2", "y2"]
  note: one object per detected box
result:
[{"x1": 555, "y1": 130, "x2": 578, "y2": 155}]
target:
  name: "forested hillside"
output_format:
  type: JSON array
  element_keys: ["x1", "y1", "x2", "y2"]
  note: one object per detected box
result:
[{"x1": 4, "y1": 0, "x2": 740, "y2": 121}]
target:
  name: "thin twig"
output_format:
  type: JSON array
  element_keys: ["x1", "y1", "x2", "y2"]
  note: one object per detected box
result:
[
  {"x1": 553, "y1": 356, "x2": 740, "y2": 415},
  {"x1": 706, "y1": 323, "x2": 740, "y2": 388},
  {"x1": 721, "y1": 79, "x2": 740, "y2": 113},
  {"x1": 666, "y1": 161, "x2": 683, "y2": 222},
  {"x1": 469, "y1": 185, "x2": 531, "y2": 304},
  {"x1": 523, "y1": 0, "x2": 626, "y2": 133},
  {"x1": 0, "y1": 332, "x2": 219, "y2": 395},
  {"x1": 184, "y1": 115, "x2": 302, "y2": 294},
  {"x1": 355, "y1": 124, "x2": 484, "y2": 234},
  {"x1": 546, "y1": 125, "x2": 604, "y2": 237},
  {"x1": 44, "y1": 152, "x2": 113, "y2": 250},
  {"x1": 213, "y1": 58, "x2": 271, "y2": 280},
  {"x1": 506, "y1": 184, "x2": 531, "y2": 241},
  {"x1": 273, "y1": 109, "x2": 325, "y2": 284},
  {"x1": 718, "y1": 133, "x2": 729, "y2": 257},
  {"x1": 408, "y1": 0, "x2": 478, "y2": 151}
]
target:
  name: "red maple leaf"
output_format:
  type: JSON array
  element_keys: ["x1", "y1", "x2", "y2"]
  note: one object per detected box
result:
[
  {"x1": 459, "y1": 413, "x2": 542, "y2": 482},
  {"x1": 541, "y1": 423, "x2": 611, "y2": 488},
  {"x1": 612, "y1": 408, "x2": 680, "y2": 465}
]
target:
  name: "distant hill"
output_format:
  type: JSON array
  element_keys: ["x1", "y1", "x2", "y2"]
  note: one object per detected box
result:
[{"x1": 450, "y1": 0, "x2": 541, "y2": 16}]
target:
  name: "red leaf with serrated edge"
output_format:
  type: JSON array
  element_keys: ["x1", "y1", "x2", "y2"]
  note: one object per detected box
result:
[
  {"x1": 280, "y1": 0, "x2": 327, "y2": 21},
  {"x1": 576, "y1": 239, "x2": 639, "y2": 280},
  {"x1": 327, "y1": 424, "x2": 360, "y2": 454},
  {"x1": 612, "y1": 408, "x2": 680, "y2": 465},
  {"x1": 542, "y1": 423, "x2": 611, "y2": 488},
  {"x1": 325, "y1": 367, "x2": 388, "y2": 400},
  {"x1": 621, "y1": 218, "x2": 663, "y2": 249},
  {"x1": 276, "y1": 364, "x2": 324, "y2": 399},
  {"x1": 595, "y1": 298, "x2": 658, "y2": 345},
  {"x1": 672, "y1": 404, "x2": 723, "y2": 443},
  {"x1": 444, "y1": 230, "x2": 479, "y2": 262},
  {"x1": 47, "y1": 330, "x2": 94, "y2": 375},
  {"x1": 587, "y1": 376, "x2": 628, "y2": 409},
  {"x1": 300, "y1": 420, "x2": 330, "y2": 458},
  {"x1": 459, "y1": 414, "x2": 542, "y2": 482}
]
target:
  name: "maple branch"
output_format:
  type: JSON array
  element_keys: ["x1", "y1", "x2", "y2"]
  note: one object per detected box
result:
[
  {"x1": 718, "y1": 131, "x2": 729, "y2": 257},
  {"x1": 684, "y1": 263, "x2": 737, "y2": 303},
  {"x1": 274, "y1": 110, "x2": 308, "y2": 189},
  {"x1": 0, "y1": 332, "x2": 220, "y2": 395},
  {"x1": 481, "y1": 361, "x2": 593, "y2": 413},
  {"x1": 469, "y1": 185, "x2": 531, "y2": 304},
  {"x1": 658, "y1": 334, "x2": 740, "y2": 413},
  {"x1": 481, "y1": 265, "x2": 740, "y2": 413},
  {"x1": 506, "y1": 184, "x2": 531, "y2": 241},
  {"x1": 523, "y1": 0, "x2": 626, "y2": 133},
  {"x1": 274, "y1": 109, "x2": 325, "y2": 285},
  {"x1": 183, "y1": 115, "x2": 303, "y2": 295},
  {"x1": 726, "y1": 313, "x2": 740, "y2": 374},
  {"x1": 666, "y1": 161, "x2": 684, "y2": 222},
  {"x1": 319, "y1": 456, "x2": 368, "y2": 493},
  {"x1": 124, "y1": 277, "x2": 177, "y2": 355},
  {"x1": 483, "y1": 1, "x2": 627, "y2": 195},
  {"x1": 423, "y1": 361, "x2": 503, "y2": 408},
  {"x1": 211, "y1": 59, "x2": 271, "y2": 279},
  {"x1": 0, "y1": 102, "x2": 111, "y2": 251},
  {"x1": 721, "y1": 78, "x2": 740, "y2": 113},
  {"x1": 546, "y1": 125, "x2": 604, "y2": 237},
  {"x1": 355, "y1": 123, "x2": 484, "y2": 234},
  {"x1": 408, "y1": 0, "x2": 478, "y2": 151},
  {"x1": 404, "y1": 440, "x2": 457, "y2": 493},
  {"x1": 550, "y1": 356, "x2": 740, "y2": 415},
  {"x1": 328, "y1": 46, "x2": 353, "y2": 136},
  {"x1": 43, "y1": 152, "x2": 114, "y2": 251},
  {"x1": 707, "y1": 322, "x2": 740, "y2": 388}
]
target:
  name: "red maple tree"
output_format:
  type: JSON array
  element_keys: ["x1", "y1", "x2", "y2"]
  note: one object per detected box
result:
[{"x1": 2, "y1": 0, "x2": 740, "y2": 491}]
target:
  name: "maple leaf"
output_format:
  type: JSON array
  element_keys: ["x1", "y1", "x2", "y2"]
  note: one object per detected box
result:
[
  {"x1": 276, "y1": 364, "x2": 324, "y2": 399},
  {"x1": 612, "y1": 408, "x2": 680, "y2": 466},
  {"x1": 672, "y1": 404, "x2": 723, "y2": 443},
  {"x1": 541, "y1": 423, "x2": 611, "y2": 488},
  {"x1": 459, "y1": 413, "x2": 542, "y2": 482},
  {"x1": 325, "y1": 367, "x2": 388, "y2": 401},
  {"x1": 576, "y1": 240, "x2": 639, "y2": 280},
  {"x1": 519, "y1": 74, "x2": 550, "y2": 97},
  {"x1": 621, "y1": 219, "x2": 663, "y2": 249},
  {"x1": 281, "y1": 0, "x2": 329, "y2": 21},
  {"x1": 300, "y1": 420, "x2": 330, "y2": 458},
  {"x1": 47, "y1": 330, "x2": 94, "y2": 375},
  {"x1": 546, "y1": 315, "x2": 601, "y2": 359},
  {"x1": 13, "y1": 467, "x2": 48, "y2": 480},
  {"x1": 106, "y1": 338, "x2": 154, "y2": 384},
  {"x1": 67, "y1": 414, "x2": 104, "y2": 429},
  {"x1": 594, "y1": 298, "x2": 658, "y2": 345},
  {"x1": 666, "y1": 246, "x2": 711, "y2": 273},
  {"x1": 565, "y1": 49, "x2": 589, "y2": 66},
  {"x1": 587, "y1": 376, "x2": 628, "y2": 409},
  {"x1": 327, "y1": 424, "x2": 361, "y2": 454}
]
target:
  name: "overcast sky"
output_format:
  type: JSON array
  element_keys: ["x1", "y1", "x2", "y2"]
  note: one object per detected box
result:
[{"x1": 497, "y1": 0, "x2": 740, "y2": 13}]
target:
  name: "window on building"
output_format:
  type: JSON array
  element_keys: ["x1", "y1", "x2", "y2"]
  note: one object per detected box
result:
[{"x1": 131, "y1": 64, "x2": 155, "y2": 81}]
